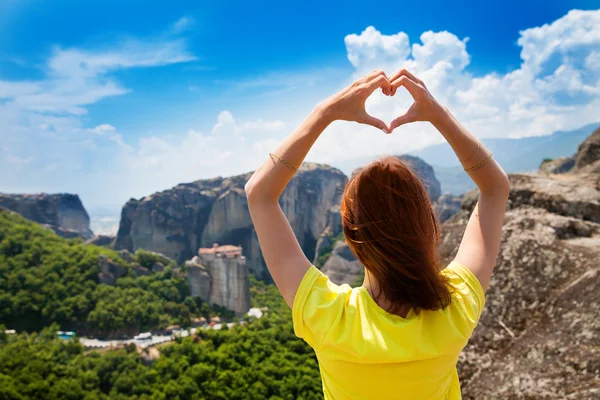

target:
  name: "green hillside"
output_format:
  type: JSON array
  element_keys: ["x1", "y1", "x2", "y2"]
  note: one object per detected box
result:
[
  {"x1": 0, "y1": 207, "x2": 323, "y2": 399},
  {"x1": 0, "y1": 208, "x2": 231, "y2": 336}
]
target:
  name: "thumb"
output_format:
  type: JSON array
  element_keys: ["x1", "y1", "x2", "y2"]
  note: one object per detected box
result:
[
  {"x1": 390, "y1": 110, "x2": 416, "y2": 132},
  {"x1": 361, "y1": 113, "x2": 391, "y2": 134}
]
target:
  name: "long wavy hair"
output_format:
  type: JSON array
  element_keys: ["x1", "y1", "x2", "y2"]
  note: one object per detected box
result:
[{"x1": 341, "y1": 156, "x2": 452, "y2": 316}]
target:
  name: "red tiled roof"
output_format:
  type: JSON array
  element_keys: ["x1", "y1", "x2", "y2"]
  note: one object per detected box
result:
[{"x1": 198, "y1": 244, "x2": 243, "y2": 255}]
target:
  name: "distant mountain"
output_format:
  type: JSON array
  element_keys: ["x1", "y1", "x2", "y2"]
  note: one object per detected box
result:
[
  {"x1": 334, "y1": 123, "x2": 599, "y2": 195},
  {"x1": 412, "y1": 123, "x2": 599, "y2": 194},
  {"x1": 412, "y1": 123, "x2": 599, "y2": 169}
]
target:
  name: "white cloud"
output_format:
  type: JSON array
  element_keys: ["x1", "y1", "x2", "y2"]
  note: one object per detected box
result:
[
  {"x1": 89, "y1": 124, "x2": 117, "y2": 135},
  {"x1": 171, "y1": 17, "x2": 194, "y2": 34},
  {"x1": 1, "y1": 9, "x2": 600, "y2": 212},
  {"x1": 345, "y1": 26, "x2": 410, "y2": 70},
  {"x1": 0, "y1": 81, "x2": 42, "y2": 98},
  {"x1": 102, "y1": 112, "x2": 287, "y2": 202},
  {"x1": 412, "y1": 31, "x2": 470, "y2": 71},
  {"x1": 309, "y1": 9, "x2": 600, "y2": 162},
  {"x1": 0, "y1": 18, "x2": 199, "y2": 205}
]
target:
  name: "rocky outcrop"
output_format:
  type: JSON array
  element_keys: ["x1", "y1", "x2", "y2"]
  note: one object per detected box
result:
[
  {"x1": 351, "y1": 155, "x2": 442, "y2": 201},
  {"x1": 97, "y1": 254, "x2": 128, "y2": 285},
  {"x1": 186, "y1": 261, "x2": 212, "y2": 300},
  {"x1": 0, "y1": 193, "x2": 93, "y2": 239},
  {"x1": 87, "y1": 235, "x2": 115, "y2": 247},
  {"x1": 440, "y1": 129, "x2": 600, "y2": 398},
  {"x1": 312, "y1": 205, "x2": 343, "y2": 267},
  {"x1": 434, "y1": 193, "x2": 463, "y2": 223},
  {"x1": 539, "y1": 156, "x2": 575, "y2": 175},
  {"x1": 321, "y1": 241, "x2": 364, "y2": 286},
  {"x1": 115, "y1": 164, "x2": 347, "y2": 278},
  {"x1": 574, "y1": 126, "x2": 600, "y2": 170},
  {"x1": 185, "y1": 248, "x2": 251, "y2": 316},
  {"x1": 396, "y1": 155, "x2": 442, "y2": 201}
]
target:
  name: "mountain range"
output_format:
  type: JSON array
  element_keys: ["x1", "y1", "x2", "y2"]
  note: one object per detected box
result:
[{"x1": 334, "y1": 122, "x2": 599, "y2": 194}]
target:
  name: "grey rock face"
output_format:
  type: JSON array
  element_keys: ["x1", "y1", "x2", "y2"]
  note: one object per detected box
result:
[
  {"x1": 321, "y1": 241, "x2": 364, "y2": 286},
  {"x1": 350, "y1": 155, "x2": 442, "y2": 202},
  {"x1": 396, "y1": 155, "x2": 442, "y2": 201},
  {"x1": 97, "y1": 254, "x2": 128, "y2": 285},
  {"x1": 115, "y1": 163, "x2": 346, "y2": 278},
  {"x1": 539, "y1": 156, "x2": 575, "y2": 175},
  {"x1": 86, "y1": 235, "x2": 115, "y2": 247},
  {"x1": 151, "y1": 262, "x2": 165, "y2": 273},
  {"x1": 440, "y1": 169, "x2": 600, "y2": 398},
  {"x1": 185, "y1": 254, "x2": 251, "y2": 316},
  {"x1": 132, "y1": 263, "x2": 151, "y2": 277},
  {"x1": 434, "y1": 194, "x2": 463, "y2": 223},
  {"x1": 186, "y1": 258, "x2": 212, "y2": 300},
  {"x1": 312, "y1": 205, "x2": 343, "y2": 266},
  {"x1": 0, "y1": 193, "x2": 93, "y2": 239},
  {"x1": 118, "y1": 249, "x2": 133, "y2": 262},
  {"x1": 574, "y1": 126, "x2": 600, "y2": 170}
]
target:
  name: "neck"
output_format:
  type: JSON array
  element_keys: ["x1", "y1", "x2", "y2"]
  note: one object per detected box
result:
[{"x1": 361, "y1": 268, "x2": 411, "y2": 318}]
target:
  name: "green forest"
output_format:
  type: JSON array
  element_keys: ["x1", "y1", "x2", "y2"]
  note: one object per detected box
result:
[
  {"x1": 0, "y1": 208, "x2": 323, "y2": 399},
  {"x1": 0, "y1": 208, "x2": 233, "y2": 336}
]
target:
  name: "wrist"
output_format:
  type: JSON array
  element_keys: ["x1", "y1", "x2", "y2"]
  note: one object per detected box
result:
[
  {"x1": 430, "y1": 102, "x2": 453, "y2": 127},
  {"x1": 312, "y1": 101, "x2": 336, "y2": 125}
]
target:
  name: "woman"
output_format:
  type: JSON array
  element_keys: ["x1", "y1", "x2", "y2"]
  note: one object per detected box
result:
[{"x1": 245, "y1": 69, "x2": 509, "y2": 399}]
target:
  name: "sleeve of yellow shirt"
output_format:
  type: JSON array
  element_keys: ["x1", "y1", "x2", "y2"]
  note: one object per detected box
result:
[
  {"x1": 292, "y1": 265, "x2": 347, "y2": 349},
  {"x1": 443, "y1": 260, "x2": 487, "y2": 334}
]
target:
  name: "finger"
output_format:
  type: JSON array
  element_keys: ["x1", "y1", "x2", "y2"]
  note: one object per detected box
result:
[
  {"x1": 361, "y1": 113, "x2": 390, "y2": 133},
  {"x1": 355, "y1": 69, "x2": 385, "y2": 86},
  {"x1": 389, "y1": 68, "x2": 425, "y2": 86},
  {"x1": 390, "y1": 109, "x2": 417, "y2": 131},
  {"x1": 364, "y1": 69, "x2": 386, "y2": 82},
  {"x1": 390, "y1": 75, "x2": 422, "y2": 98},
  {"x1": 381, "y1": 84, "x2": 391, "y2": 96},
  {"x1": 364, "y1": 75, "x2": 391, "y2": 93}
]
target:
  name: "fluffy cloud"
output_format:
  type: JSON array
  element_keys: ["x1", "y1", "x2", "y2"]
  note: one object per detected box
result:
[
  {"x1": 1, "y1": 10, "x2": 599, "y2": 212},
  {"x1": 345, "y1": 26, "x2": 410, "y2": 70},
  {"x1": 310, "y1": 9, "x2": 600, "y2": 163},
  {"x1": 119, "y1": 111, "x2": 285, "y2": 190},
  {"x1": 0, "y1": 19, "x2": 198, "y2": 206}
]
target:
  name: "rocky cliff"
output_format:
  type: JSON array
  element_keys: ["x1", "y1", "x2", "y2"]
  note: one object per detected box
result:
[
  {"x1": 0, "y1": 193, "x2": 93, "y2": 239},
  {"x1": 433, "y1": 193, "x2": 463, "y2": 223},
  {"x1": 114, "y1": 163, "x2": 347, "y2": 278},
  {"x1": 440, "y1": 127, "x2": 600, "y2": 399},
  {"x1": 185, "y1": 248, "x2": 251, "y2": 316},
  {"x1": 321, "y1": 241, "x2": 364, "y2": 286},
  {"x1": 395, "y1": 154, "x2": 442, "y2": 201}
]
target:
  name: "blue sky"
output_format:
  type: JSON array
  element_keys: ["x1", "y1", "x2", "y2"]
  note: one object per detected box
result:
[{"x1": 1, "y1": 1, "x2": 600, "y2": 226}]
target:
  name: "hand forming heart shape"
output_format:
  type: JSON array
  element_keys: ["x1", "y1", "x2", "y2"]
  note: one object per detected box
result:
[{"x1": 319, "y1": 69, "x2": 442, "y2": 134}]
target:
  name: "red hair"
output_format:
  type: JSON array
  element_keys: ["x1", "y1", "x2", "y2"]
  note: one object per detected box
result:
[{"x1": 341, "y1": 156, "x2": 452, "y2": 316}]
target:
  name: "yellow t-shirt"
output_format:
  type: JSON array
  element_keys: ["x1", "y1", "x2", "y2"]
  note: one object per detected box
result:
[{"x1": 292, "y1": 261, "x2": 485, "y2": 400}]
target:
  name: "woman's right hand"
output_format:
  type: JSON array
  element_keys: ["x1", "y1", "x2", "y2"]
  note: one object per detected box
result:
[
  {"x1": 318, "y1": 70, "x2": 392, "y2": 133},
  {"x1": 385, "y1": 69, "x2": 446, "y2": 132}
]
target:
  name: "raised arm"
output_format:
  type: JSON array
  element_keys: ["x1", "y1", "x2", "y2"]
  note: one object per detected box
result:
[
  {"x1": 388, "y1": 69, "x2": 509, "y2": 292},
  {"x1": 245, "y1": 70, "x2": 392, "y2": 307}
]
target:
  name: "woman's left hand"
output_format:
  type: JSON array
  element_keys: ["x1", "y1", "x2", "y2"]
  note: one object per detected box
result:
[{"x1": 318, "y1": 70, "x2": 392, "y2": 133}]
